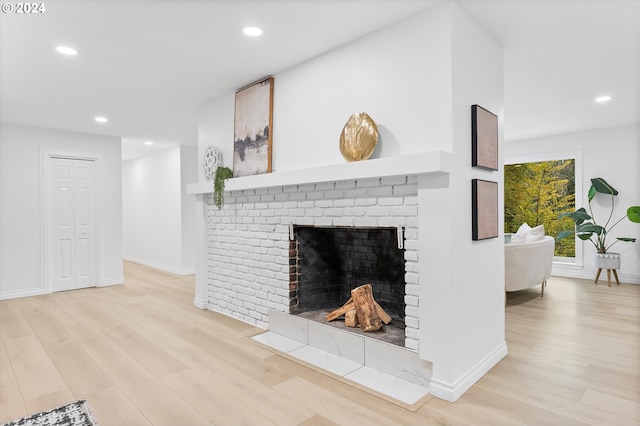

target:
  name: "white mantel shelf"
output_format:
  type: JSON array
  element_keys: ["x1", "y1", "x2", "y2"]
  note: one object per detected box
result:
[{"x1": 187, "y1": 151, "x2": 452, "y2": 195}]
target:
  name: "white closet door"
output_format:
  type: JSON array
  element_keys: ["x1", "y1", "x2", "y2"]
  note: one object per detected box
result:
[{"x1": 50, "y1": 157, "x2": 97, "y2": 292}]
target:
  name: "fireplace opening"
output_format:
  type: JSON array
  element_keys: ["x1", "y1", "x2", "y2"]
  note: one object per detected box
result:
[{"x1": 289, "y1": 225, "x2": 406, "y2": 346}]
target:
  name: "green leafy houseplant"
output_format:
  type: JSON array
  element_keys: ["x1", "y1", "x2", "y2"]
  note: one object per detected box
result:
[
  {"x1": 558, "y1": 177, "x2": 640, "y2": 253},
  {"x1": 213, "y1": 166, "x2": 233, "y2": 210}
]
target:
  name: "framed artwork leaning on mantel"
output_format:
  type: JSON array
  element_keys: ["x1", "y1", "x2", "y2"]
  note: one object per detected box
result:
[{"x1": 233, "y1": 76, "x2": 274, "y2": 177}]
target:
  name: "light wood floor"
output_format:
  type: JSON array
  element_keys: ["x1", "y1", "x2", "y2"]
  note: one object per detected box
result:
[{"x1": 1, "y1": 262, "x2": 638, "y2": 425}]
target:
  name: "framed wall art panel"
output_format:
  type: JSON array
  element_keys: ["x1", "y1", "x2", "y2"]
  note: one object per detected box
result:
[
  {"x1": 472, "y1": 179, "x2": 499, "y2": 240},
  {"x1": 233, "y1": 77, "x2": 274, "y2": 177},
  {"x1": 471, "y1": 104, "x2": 498, "y2": 170}
]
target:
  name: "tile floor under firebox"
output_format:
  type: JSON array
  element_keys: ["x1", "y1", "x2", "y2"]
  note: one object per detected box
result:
[{"x1": 250, "y1": 310, "x2": 432, "y2": 407}]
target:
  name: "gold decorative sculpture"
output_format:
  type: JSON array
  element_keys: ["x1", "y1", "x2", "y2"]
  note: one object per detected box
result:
[{"x1": 339, "y1": 112, "x2": 378, "y2": 162}]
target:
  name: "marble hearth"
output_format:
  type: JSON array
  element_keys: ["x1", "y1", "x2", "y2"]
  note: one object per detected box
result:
[{"x1": 252, "y1": 310, "x2": 432, "y2": 406}]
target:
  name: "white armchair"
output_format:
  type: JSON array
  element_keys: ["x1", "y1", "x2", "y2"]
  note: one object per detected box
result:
[{"x1": 505, "y1": 236, "x2": 555, "y2": 296}]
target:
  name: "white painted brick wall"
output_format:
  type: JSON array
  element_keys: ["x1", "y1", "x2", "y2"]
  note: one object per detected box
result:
[{"x1": 207, "y1": 176, "x2": 421, "y2": 351}]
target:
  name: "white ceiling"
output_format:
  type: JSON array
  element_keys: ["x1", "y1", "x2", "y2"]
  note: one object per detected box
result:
[{"x1": 1, "y1": 0, "x2": 638, "y2": 161}]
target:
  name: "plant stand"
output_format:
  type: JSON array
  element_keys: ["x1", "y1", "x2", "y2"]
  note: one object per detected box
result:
[
  {"x1": 594, "y1": 252, "x2": 621, "y2": 287},
  {"x1": 595, "y1": 268, "x2": 620, "y2": 287}
]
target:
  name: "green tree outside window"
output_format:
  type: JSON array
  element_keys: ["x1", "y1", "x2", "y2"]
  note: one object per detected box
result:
[{"x1": 504, "y1": 159, "x2": 576, "y2": 257}]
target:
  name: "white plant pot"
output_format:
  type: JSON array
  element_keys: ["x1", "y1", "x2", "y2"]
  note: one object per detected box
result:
[{"x1": 595, "y1": 252, "x2": 621, "y2": 270}]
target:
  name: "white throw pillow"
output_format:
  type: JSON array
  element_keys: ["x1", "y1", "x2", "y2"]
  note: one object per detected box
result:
[
  {"x1": 516, "y1": 222, "x2": 532, "y2": 238},
  {"x1": 526, "y1": 233, "x2": 544, "y2": 242},
  {"x1": 530, "y1": 224, "x2": 545, "y2": 239}
]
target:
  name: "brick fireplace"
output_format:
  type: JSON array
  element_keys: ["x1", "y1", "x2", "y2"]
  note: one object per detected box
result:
[
  {"x1": 195, "y1": 158, "x2": 445, "y2": 400},
  {"x1": 205, "y1": 174, "x2": 421, "y2": 349}
]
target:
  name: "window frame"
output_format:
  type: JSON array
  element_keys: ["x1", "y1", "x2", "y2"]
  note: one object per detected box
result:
[{"x1": 505, "y1": 150, "x2": 584, "y2": 270}]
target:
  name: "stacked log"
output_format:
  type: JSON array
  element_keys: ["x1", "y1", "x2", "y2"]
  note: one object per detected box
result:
[{"x1": 325, "y1": 284, "x2": 391, "y2": 332}]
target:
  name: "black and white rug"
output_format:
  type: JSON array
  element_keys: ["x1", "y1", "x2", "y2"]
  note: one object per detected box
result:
[{"x1": 2, "y1": 400, "x2": 98, "y2": 426}]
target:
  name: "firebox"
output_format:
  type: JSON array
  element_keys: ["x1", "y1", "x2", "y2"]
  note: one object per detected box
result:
[{"x1": 289, "y1": 226, "x2": 406, "y2": 323}]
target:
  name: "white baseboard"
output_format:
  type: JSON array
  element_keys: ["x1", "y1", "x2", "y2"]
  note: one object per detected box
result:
[
  {"x1": 1, "y1": 276, "x2": 124, "y2": 299},
  {"x1": 193, "y1": 297, "x2": 207, "y2": 309},
  {"x1": 205, "y1": 303, "x2": 262, "y2": 328},
  {"x1": 429, "y1": 341, "x2": 508, "y2": 402},
  {"x1": 551, "y1": 267, "x2": 640, "y2": 285},
  {"x1": 0, "y1": 287, "x2": 47, "y2": 300},
  {"x1": 100, "y1": 277, "x2": 124, "y2": 287},
  {"x1": 124, "y1": 256, "x2": 195, "y2": 276}
]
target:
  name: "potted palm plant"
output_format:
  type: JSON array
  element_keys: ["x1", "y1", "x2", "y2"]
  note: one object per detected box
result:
[{"x1": 558, "y1": 177, "x2": 640, "y2": 283}]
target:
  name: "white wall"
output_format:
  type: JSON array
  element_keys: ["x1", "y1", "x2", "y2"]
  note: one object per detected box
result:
[
  {"x1": 198, "y1": 3, "x2": 452, "y2": 176},
  {"x1": 505, "y1": 123, "x2": 640, "y2": 284},
  {"x1": 197, "y1": 3, "x2": 505, "y2": 402},
  {"x1": 180, "y1": 146, "x2": 197, "y2": 272},
  {"x1": 0, "y1": 123, "x2": 123, "y2": 298},
  {"x1": 198, "y1": 94, "x2": 234, "y2": 180},
  {"x1": 122, "y1": 146, "x2": 196, "y2": 275},
  {"x1": 418, "y1": 2, "x2": 505, "y2": 401},
  {"x1": 270, "y1": 6, "x2": 453, "y2": 171}
]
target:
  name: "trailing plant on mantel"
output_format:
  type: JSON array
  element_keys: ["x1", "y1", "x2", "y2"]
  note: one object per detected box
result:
[
  {"x1": 213, "y1": 166, "x2": 233, "y2": 210},
  {"x1": 558, "y1": 177, "x2": 640, "y2": 253}
]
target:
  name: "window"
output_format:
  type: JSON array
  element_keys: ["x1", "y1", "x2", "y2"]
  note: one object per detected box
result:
[{"x1": 505, "y1": 152, "x2": 583, "y2": 263}]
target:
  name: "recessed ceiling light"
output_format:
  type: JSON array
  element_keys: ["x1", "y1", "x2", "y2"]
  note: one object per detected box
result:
[
  {"x1": 144, "y1": 141, "x2": 153, "y2": 146},
  {"x1": 242, "y1": 26, "x2": 263, "y2": 37},
  {"x1": 56, "y1": 46, "x2": 78, "y2": 55},
  {"x1": 94, "y1": 116, "x2": 108, "y2": 123},
  {"x1": 595, "y1": 95, "x2": 611, "y2": 103}
]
